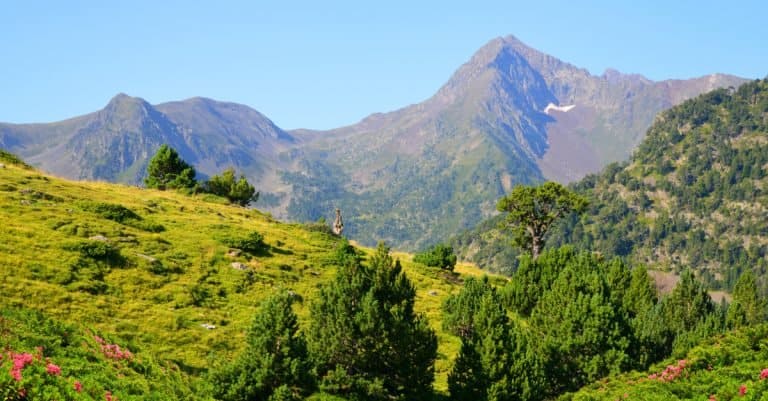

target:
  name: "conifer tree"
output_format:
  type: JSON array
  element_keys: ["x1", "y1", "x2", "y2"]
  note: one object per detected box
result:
[
  {"x1": 308, "y1": 242, "x2": 437, "y2": 401},
  {"x1": 447, "y1": 280, "x2": 544, "y2": 401},
  {"x1": 727, "y1": 270, "x2": 766, "y2": 327},
  {"x1": 496, "y1": 182, "x2": 587, "y2": 259},
  {"x1": 210, "y1": 291, "x2": 311, "y2": 401},
  {"x1": 144, "y1": 144, "x2": 197, "y2": 190},
  {"x1": 204, "y1": 167, "x2": 259, "y2": 206},
  {"x1": 530, "y1": 251, "x2": 630, "y2": 394}
]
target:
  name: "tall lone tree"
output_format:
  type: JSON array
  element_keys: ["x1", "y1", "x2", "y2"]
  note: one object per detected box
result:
[
  {"x1": 496, "y1": 181, "x2": 587, "y2": 259},
  {"x1": 144, "y1": 144, "x2": 197, "y2": 190}
]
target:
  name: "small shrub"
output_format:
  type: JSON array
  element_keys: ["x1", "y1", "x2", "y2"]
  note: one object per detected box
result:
[
  {"x1": 78, "y1": 201, "x2": 165, "y2": 232},
  {"x1": 413, "y1": 243, "x2": 457, "y2": 271},
  {"x1": 222, "y1": 231, "x2": 266, "y2": 254},
  {"x1": 63, "y1": 240, "x2": 123, "y2": 265}
]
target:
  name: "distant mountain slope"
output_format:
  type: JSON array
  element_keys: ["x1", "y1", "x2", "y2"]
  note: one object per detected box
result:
[
  {"x1": 283, "y1": 36, "x2": 745, "y2": 249},
  {"x1": 456, "y1": 79, "x2": 768, "y2": 289},
  {"x1": 0, "y1": 94, "x2": 297, "y2": 184},
  {"x1": 0, "y1": 35, "x2": 746, "y2": 250}
]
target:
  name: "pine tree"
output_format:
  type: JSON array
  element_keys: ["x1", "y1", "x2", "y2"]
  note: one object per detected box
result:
[
  {"x1": 447, "y1": 280, "x2": 544, "y2": 401},
  {"x1": 496, "y1": 182, "x2": 587, "y2": 259},
  {"x1": 204, "y1": 167, "x2": 259, "y2": 206},
  {"x1": 210, "y1": 291, "x2": 312, "y2": 401},
  {"x1": 308, "y1": 242, "x2": 437, "y2": 401},
  {"x1": 727, "y1": 270, "x2": 766, "y2": 327},
  {"x1": 144, "y1": 144, "x2": 197, "y2": 190},
  {"x1": 530, "y1": 251, "x2": 630, "y2": 395}
]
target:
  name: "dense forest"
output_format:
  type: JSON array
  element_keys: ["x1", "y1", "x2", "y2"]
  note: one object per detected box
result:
[{"x1": 455, "y1": 79, "x2": 768, "y2": 292}]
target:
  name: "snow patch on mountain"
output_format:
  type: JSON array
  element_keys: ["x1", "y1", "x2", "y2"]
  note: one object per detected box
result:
[{"x1": 544, "y1": 103, "x2": 576, "y2": 114}]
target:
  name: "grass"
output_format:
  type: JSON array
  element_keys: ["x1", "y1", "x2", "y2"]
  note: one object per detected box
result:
[{"x1": 0, "y1": 162, "x2": 494, "y2": 393}]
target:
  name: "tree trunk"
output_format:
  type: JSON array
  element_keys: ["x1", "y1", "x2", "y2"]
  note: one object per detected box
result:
[{"x1": 532, "y1": 236, "x2": 541, "y2": 259}]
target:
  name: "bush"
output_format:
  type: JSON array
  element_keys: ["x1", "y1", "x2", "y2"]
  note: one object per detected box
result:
[
  {"x1": 223, "y1": 231, "x2": 266, "y2": 254},
  {"x1": 63, "y1": 240, "x2": 123, "y2": 265},
  {"x1": 78, "y1": 202, "x2": 165, "y2": 232},
  {"x1": 413, "y1": 243, "x2": 457, "y2": 271}
]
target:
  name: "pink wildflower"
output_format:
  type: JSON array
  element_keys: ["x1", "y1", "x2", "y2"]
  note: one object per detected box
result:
[
  {"x1": 709, "y1": 395, "x2": 717, "y2": 401},
  {"x1": 74, "y1": 380, "x2": 83, "y2": 393},
  {"x1": 105, "y1": 390, "x2": 117, "y2": 401},
  {"x1": 739, "y1": 385, "x2": 747, "y2": 396},
  {"x1": 761, "y1": 368, "x2": 768, "y2": 380},
  {"x1": 46, "y1": 362, "x2": 61, "y2": 376}
]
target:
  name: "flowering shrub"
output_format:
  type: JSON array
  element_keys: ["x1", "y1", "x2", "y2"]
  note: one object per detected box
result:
[
  {"x1": 1, "y1": 348, "x2": 82, "y2": 400},
  {"x1": 93, "y1": 336, "x2": 133, "y2": 362},
  {"x1": 647, "y1": 359, "x2": 688, "y2": 382}
]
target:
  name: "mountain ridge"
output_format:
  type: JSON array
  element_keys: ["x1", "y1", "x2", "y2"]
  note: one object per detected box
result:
[{"x1": 0, "y1": 35, "x2": 748, "y2": 250}]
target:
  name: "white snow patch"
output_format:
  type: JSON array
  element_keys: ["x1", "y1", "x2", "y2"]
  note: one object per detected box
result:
[{"x1": 544, "y1": 103, "x2": 576, "y2": 114}]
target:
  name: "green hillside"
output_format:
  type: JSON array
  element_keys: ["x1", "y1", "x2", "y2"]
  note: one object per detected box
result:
[
  {"x1": 560, "y1": 324, "x2": 768, "y2": 401},
  {"x1": 0, "y1": 153, "x2": 496, "y2": 399},
  {"x1": 455, "y1": 79, "x2": 768, "y2": 290}
]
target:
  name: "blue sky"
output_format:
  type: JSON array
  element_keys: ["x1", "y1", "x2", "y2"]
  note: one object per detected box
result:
[{"x1": 2, "y1": 0, "x2": 766, "y2": 129}]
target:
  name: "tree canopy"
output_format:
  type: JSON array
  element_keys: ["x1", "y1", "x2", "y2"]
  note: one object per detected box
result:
[
  {"x1": 204, "y1": 167, "x2": 259, "y2": 206},
  {"x1": 307, "y1": 242, "x2": 437, "y2": 401},
  {"x1": 496, "y1": 181, "x2": 587, "y2": 258},
  {"x1": 144, "y1": 144, "x2": 197, "y2": 190}
]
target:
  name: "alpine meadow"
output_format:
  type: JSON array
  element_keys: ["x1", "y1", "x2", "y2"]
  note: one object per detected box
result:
[{"x1": 2, "y1": 10, "x2": 768, "y2": 400}]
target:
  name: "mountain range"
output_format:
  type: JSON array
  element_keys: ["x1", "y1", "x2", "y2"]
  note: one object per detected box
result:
[{"x1": 0, "y1": 35, "x2": 746, "y2": 250}]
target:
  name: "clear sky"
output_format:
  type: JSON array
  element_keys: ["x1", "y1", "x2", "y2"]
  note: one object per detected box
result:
[{"x1": 2, "y1": 0, "x2": 766, "y2": 130}]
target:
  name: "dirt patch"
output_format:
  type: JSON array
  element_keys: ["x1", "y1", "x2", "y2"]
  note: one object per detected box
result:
[{"x1": 648, "y1": 270, "x2": 679, "y2": 295}]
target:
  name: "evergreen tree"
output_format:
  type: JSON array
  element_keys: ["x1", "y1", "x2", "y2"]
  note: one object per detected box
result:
[
  {"x1": 204, "y1": 167, "x2": 259, "y2": 206},
  {"x1": 496, "y1": 182, "x2": 587, "y2": 259},
  {"x1": 308, "y1": 242, "x2": 437, "y2": 401},
  {"x1": 447, "y1": 280, "x2": 544, "y2": 401},
  {"x1": 530, "y1": 251, "x2": 630, "y2": 395},
  {"x1": 413, "y1": 243, "x2": 458, "y2": 271},
  {"x1": 442, "y1": 277, "x2": 495, "y2": 338},
  {"x1": 210, "y1": 291, "x2": 312, "y2": 401},
  {"x1": 727, "y1": 270, "x2": 766, "y2": 327},
  {"x1": 503, "y1": 247, "x2": 577, "y2": 317},
  {"x1": 660, "y1": 269, "x2": 715, "y2": 335},
  {"x1": 448, "y1": 339, "x2": 487, "y2": 401},
  {"x1": 144, "y1": 144, "x2": 197, "y2": 190}
]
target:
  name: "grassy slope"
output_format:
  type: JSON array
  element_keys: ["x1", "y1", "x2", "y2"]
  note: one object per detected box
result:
[{"x1": 0, "y1": 160, "x2": 496, "y2": 392}]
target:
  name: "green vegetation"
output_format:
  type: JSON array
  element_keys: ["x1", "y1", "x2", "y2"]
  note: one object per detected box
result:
[
  {"x1": 308, "y1": 242, "x2": 438, "y2": 401},
  {"x1": 144, "y1": 144, "x2": 197, "y2": 190},
  {"x1": 561, "y1": 324, "x2": 768, "y2": 401},
  {"x1": 203, "y1": 167, "x2": 259, "y2": 206},
  {"x1": 496, "y1": 181, "x2": 587, "y2": 259},
  {"x1": 0, "y1": 156, "x2": 492, "y2": 399},
  {"x1": 210, "y1": 291, "x2": 311, "y2": 401},
  {"x1": 3, "y1": 79, "x2": 768, "y2": 400},
  {"x1": 414, "y1": 243, "x2": 458, "y2": 271},
  {"x1": 456, "y1": 79, "x2": 768, "y2": 290}
]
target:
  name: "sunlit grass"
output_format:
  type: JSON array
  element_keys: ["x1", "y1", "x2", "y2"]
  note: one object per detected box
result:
[{"x1": 0, "y1": 163, "x2": 503, "y2": 392}]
